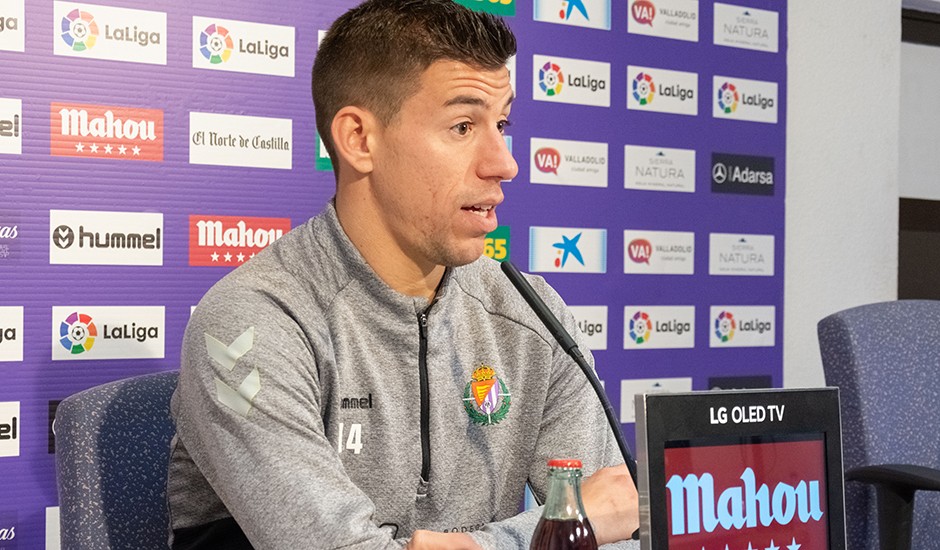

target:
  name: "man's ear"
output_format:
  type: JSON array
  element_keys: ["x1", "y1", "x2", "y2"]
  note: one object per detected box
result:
[{"x1": 331, "y1": 106, "x2": 378, "y2": 175}]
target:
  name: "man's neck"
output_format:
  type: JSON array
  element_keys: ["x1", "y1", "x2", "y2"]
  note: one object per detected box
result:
[{"x1": 334, "y1": 194, "x2": 445, "y2": 304}]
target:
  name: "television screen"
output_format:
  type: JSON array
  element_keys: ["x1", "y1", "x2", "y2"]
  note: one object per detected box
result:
[
  {"x1": 635, "y1": 388, "x2": 845, "y2": 550},
  {"x1": 664, "y1": 434, "x2": 827, "y2": 549}
]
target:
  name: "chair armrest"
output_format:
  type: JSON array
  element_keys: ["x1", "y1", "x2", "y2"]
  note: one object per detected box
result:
[{"x1": 847, "y1": 464, "x2": 940, "y2": 492}]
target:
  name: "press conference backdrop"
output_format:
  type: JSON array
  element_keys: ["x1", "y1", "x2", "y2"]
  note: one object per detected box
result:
[{"x1": 0, "y1": 0, "x2": 786, "y2": 546}]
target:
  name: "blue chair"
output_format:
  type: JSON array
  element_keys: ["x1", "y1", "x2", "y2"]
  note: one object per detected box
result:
[
  {"x1": 818, "y1": 300, "x2": 940, "y2": 550},
  {"x1": 55, "y1": 370, "x2": 179, "y2": 550}
]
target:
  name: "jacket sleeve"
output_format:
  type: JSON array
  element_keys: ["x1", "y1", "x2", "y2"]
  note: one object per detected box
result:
[
  {"x1": 468, "y1": 275, "x2": 640, "y2": 550},
  {"x1": 172, "y1": 293, "x2": 406, "y2": 550}
]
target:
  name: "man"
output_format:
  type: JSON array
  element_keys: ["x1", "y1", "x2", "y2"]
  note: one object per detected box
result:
[{"x1": 168, "y1": 0, "x2": 639, "y2": 547}]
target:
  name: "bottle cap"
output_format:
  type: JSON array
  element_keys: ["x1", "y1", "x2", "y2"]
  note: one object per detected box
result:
[{"x1": 547, "y1": 459, "x2": 582, "y2": 469}]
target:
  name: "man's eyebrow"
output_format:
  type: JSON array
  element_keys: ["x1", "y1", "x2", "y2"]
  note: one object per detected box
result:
[{"x1": 443, "y1": 93, "x2": 516, "y2": 109}]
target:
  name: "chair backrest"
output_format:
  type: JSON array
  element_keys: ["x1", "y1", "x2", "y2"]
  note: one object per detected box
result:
[
  {"x1": 55, "y1": 370, "x2": 179, "y2": 550},
  {"x1": 818, "y1": 300, "x2": 940, "y2": 550}
]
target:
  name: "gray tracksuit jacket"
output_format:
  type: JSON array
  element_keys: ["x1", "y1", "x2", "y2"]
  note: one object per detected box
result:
[{"x1": 168, "y1": 202, "x2": 634, "y2": 549}]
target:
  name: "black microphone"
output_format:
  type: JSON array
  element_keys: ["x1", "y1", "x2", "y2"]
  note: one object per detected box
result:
[{"x1": 500, "y1": 260, "x2": 640, "y2": 538}]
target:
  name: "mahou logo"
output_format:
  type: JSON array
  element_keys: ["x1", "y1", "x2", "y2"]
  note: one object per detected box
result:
[
  {"x1": 664, "y1": 436, "x2": 828, "y2": 549},
  {"x1": 189, "y1": 215, "x2": 291, "y2": 266},
  {"x1": 51, "y1": 102, "x2": 163, "y2": 161}
]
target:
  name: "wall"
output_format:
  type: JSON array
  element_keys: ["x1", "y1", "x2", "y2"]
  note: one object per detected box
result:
[{"x1": 784, "y1": 1, "x2": 900, "y2": 388}]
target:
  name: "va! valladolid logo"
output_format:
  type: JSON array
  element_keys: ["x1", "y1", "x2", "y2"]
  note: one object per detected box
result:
[{"x1": 629, "y1": 0, "x2": 698, "y2": 42}]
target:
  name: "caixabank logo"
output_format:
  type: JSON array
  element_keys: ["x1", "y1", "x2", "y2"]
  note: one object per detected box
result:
[
  {"x1": 712, "y1": 153, "x2": 774, "y2": 196},
  {"x1": 0, "y1": 0, "x2": 24, "y2": 53},
  {"x1": 624, "y1": 145, "x2": 695, "y2": 193},
  {"x1": 52, "y1": 306, "x2": 165, "y2": 360},
  {"x1": 627, "y1": 65, "x2": 697, "y2": 116},
  {"x1": 623, "y1": 306, "x2": 694, "y2": 350},
  {"x1": 51, "y1": 102, "x2": 163, "y2": 161},
  {"x1": 0, "y1": 402, "x2": 19, "y2": 458},
  {"x1": 529, "y1": 226, "x2": 606, "y2": 273},
  {"x1": 192, "y1": 17, "x2": 295, "y2": 77},
  {"x1": 709, "y1": 306, "x2": 775, "y2": 348},
  {"x1": 665, "y1": 437, "x2": 825, "y2": 549},
  {"x1": 530, "y1": 137, "x2": 608, "y2": 188},
  {"x1": 0, "y1": 307, "x2": 23, "y2": 362},
  {"x1": 628, "y1": 0, "x2": 698, "y2": 42},
  {"x1": 533, "y1": 0, "x2": 610, "y2": 31},
  {"x1": 50, "y1": 209, "x2": 163, "y2": 266},
  {"x1": 53, "y1": 2, "x2": 166, "y2": 65},
  {"x1": 568, "y1": 305, "x2": 607, "y2": 350},
  {"x1": 713, "y1": 75, "x2": 778, "y2": 124},
  {"x1": 532, "y1": 54, "x2": 610, "y2": 107},
  {"x1": 189, "y1": 215, "x2": 290, "y2": 266},
  {"x1": 0, "y1": 98, "x2": 21, "y2": 155}
]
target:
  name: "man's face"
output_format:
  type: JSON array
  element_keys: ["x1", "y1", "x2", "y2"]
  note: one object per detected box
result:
[{"x1": 369, "y1": 60, "x2": 518, "y2": 270}]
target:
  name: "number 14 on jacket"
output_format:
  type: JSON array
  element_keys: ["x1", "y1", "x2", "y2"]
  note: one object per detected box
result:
[{"x1": 337, "y1": 423, "x2": 364, "y2": 454}]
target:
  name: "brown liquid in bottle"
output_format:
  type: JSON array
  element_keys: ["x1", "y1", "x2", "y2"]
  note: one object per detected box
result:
[
  {"x1": 530, "y1": 459, "x2": 598, "y2": 550},
  {"x1": 530, "y1": 517, "x2": 598, "y2": 550}
]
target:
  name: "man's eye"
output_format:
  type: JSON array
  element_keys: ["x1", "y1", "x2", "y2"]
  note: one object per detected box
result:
[
  {"x1": 497, "y1": 119, "x2": 512, "y2": 133},
  {"x1": 453, "y1": 122, "x2": 470, "y2": 135}
]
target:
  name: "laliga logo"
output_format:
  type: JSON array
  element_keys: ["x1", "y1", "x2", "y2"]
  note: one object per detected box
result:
[
  {"x1": 539, "y1": 62, "x2": 563, "y2": 97},
  {"x1": 59, "y1": 311, "x2": 96, "y2": 354},
  {"x1": 715, "y1": 311, "x2": 735, "y2": 342},
  {"x1": 628, "y1": 238, "x2": 651, "y2": 264},
  {"x1": 718, "y1": 82, "x2": 738, "y2": 113},
  {"x1": 0, "y1": 15, "x2": 19, "y2": 33},
  {"x1": 667, "y1": 468, "x2": 824, "y2": 535},
  {"x1": 200, "y1": 24, "x2": 233, "y2": 64},
  {"x1": 629, "y1": 311, "x2": 651, "y2": 344},
  {"x1": 534, "y1": 147, "x2": 560, "y2": 174},
  {"x1": 631, "y1": 0, "x2": 655, "y2": 26},
  {"x1": 633, "y1": 73, "x2": 654, "y2": 105},
  {"x1": 60, "y1": 9, "x2": 99, "y2": 51}
]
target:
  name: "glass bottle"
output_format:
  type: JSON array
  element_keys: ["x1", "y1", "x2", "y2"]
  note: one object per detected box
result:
[{"x1": 530, "y1": 459, "x2": 598, "y2": 550}]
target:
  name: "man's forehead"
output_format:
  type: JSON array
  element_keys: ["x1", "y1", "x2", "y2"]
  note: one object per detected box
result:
[{"x1": 420, "y1": 60, "x2": 513, "y2": 107}]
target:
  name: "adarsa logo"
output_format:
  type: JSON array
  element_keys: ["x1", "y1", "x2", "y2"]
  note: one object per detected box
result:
[
  {"x1": 189, "y1": 215, "x2": 290, "y2": 266},
  {"x1": 51, "y1": 102, "x2": 163, "y2": 161},
  {"x1": 667, "y1": 467, "x2": 823, "y2": 535}
]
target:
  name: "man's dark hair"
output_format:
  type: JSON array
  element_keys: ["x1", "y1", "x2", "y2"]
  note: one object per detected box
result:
[{"x1": 311, "y1": 0, "x2": 517, "y2": 176}]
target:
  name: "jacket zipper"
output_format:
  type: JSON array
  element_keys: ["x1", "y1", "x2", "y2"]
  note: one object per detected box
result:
[{"x1": 417, "y1": 312, "x2": 431, "y2": 484}]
